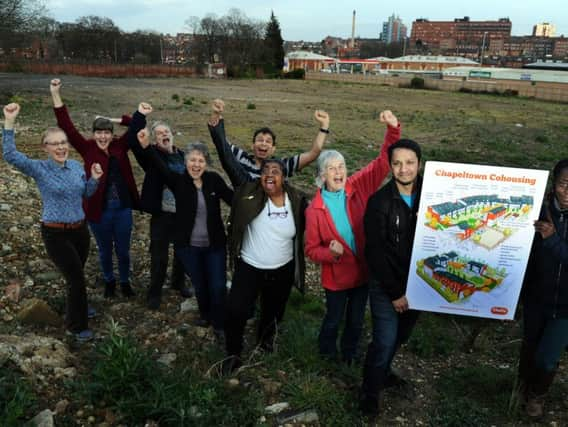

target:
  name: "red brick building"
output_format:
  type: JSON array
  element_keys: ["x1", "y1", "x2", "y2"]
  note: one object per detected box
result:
[{"x1": 410, "y1": 17, "x2": 512, "y2": 55}]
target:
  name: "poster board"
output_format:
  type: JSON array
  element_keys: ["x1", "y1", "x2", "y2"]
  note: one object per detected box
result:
[{"x1": 407, "y1": 161, "x2": 549, "y2": 319}]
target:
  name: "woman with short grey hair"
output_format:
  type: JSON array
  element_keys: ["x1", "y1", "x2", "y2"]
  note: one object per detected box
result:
[{"x1": 305, "y1": 110, "x2": 402, "y2": 364}]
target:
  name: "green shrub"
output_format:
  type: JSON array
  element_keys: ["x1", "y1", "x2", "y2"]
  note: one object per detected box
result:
[
  {"x1": 283, "y1": 69, "x2": 305, "y2": 79},
  {"x1": 410, "y1": 77, "x2": 425, "y2": 89},
  {"x1": 0, "y1": 363, "x2": 36, "y2": 425},
  {"x1": 171, "y1": 94, "x2": 180, "y2": 102},
  {"x1": 183, "y1": 98, "x2": 193, "y2": 105},
  {"x1": 246, "y1": 102, "x2": 256, "y2": 110},
  {"x1": 535, "y1": 134, "x2": 549, "y2": 143}
]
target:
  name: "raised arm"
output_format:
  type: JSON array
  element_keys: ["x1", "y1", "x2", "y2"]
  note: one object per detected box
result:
[
  {"x1": 136, "y1": 128, "x2": 177, "y2": 190},
  {"x1": 50, "y1": 78, "x2": 89, "y2": 157},
  {"x1": 207, "y1": 99, "x2": 252, "y2": 187},
  {"x1": 297, "y1": 110, "x2": 330, "y2": 171},
  {"x1": 2, "y1": 103, "x2": 41, "y2": 178},
  {"x1": 127, "y1": 102, "x2": 153, "y2": 170},
  {"x1": 348, "y1": 110, "x2": 401, "y2": 197}
]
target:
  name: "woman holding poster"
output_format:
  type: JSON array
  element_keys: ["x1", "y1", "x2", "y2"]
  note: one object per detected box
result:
[{"x1": 519, "y1": 158, "x2": 568, "y2": 418}]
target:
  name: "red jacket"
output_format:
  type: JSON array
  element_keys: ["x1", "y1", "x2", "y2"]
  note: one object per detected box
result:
[
  {"x1": 54, "y1": 105, "x2": 139, "y2": 222},
  {"x1": 305, "y1": 122, "x2": 401, "y2": 291}
]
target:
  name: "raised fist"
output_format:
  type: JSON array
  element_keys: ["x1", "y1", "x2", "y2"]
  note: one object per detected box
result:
[
  {"x1": 91, "y1": 163, "x2": 104, "y2": 180},
  {"x1": 3, "y1": 103, "x2": 20, "y2": 121},
  {"x1": 50, "y1": 78, "x2": 61, "y2": 94},
  {"x1": 314, "y1": 110, "x2": 330, "y2": 129},
  {"x1": 137, "y1": 128, "x2": 151, "y2": 148},
  {"x1": 211, "y1": 99, "x2": 225, "y2": 115},
  {"x1": 138, "y1": 102, "x2": 153, "y2": 116},
  {"x1": 379, "y1": 110, "x2": 398, "y2": 128}
]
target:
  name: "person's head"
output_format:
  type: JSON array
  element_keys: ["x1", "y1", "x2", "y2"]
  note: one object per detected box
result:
[
  {"x1": 42, "y1": 127, "x2": 69, "y2": 165},
  {"x1": 316, "y1": 150, "x2": 347, "y2": 192},
  {"x1": 260, "y1": 158, "x2": 285, "y2": 198},
  {"x1": 388, "y1": 139, "x2": 421, "y2": 190},
  {"x1": 252, "y1": 127, "x2": 277, "y2": 161},
  {"x1": 552, "y1": 159, "x2": 568, "y2": 210},
  {"x1": 151, "y1": 121, "x2": 174, "y2": 152},
  {"x1": 184, "y1": 142, "x2": 211, "y2": 181},
  {"x1": 92, "y1": 117, "x2": 114, "y2": 152}
]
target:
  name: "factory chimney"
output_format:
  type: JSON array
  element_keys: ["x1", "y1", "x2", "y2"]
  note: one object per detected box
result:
[{"x1": 351, "y1": 10, "x2": 356, "y2": 48}]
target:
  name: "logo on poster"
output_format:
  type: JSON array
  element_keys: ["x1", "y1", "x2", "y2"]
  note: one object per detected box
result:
[{"x1": 491, "y1": 306, "x2": 508, "y2": 315}]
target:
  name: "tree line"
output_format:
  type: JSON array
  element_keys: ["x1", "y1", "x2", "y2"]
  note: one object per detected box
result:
[{"x1": 0, "y1": 1, "x2": 285, "y2": 76}]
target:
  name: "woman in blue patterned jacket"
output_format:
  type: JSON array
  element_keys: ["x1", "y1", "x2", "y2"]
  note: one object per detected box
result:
[{"x1": 1, "y1": 103, "x2": 102, "y2": 343}]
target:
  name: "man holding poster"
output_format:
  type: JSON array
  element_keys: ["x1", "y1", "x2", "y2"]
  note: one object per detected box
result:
[{"x1": 359, "y1": 139, "x2": 422, "y2": 416}]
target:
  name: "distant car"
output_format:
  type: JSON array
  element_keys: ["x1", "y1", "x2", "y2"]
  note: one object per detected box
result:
[{"x1": 320, "y1": 68, "x2": 333, "y2": 73}]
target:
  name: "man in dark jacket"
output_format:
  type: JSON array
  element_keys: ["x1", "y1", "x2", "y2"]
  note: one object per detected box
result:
[
  {"x1": 128, "y1": 104, "x2": 192, "y2": 310},
  {"x1": 360, "y1": 139, "x2": 423, "y2": 416}
]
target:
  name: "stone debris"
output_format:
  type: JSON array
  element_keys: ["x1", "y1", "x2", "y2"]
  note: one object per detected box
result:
[
  {"x1": 16, "y1": 298, "x2": 62, "y2": 327},
  {"x1": 28, "y1": 409, "x2": 55, "y2": 427},
  {"x1": 264, "y1": 401, "x2": 290, "y2": 414}
]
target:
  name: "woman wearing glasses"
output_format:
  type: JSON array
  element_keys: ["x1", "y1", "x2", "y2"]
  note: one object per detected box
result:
[
  {"x1": 208, "y1": 109, "x2": 307, "y2": 373},
  {"x1": 304, "y1": 110, "x2": 400, "y2": 364},
  {"x1": 1, "y1": 103, "x2": 103, "y2": 342},
  {"x1": 50, "y1": 79, "x2": 141, "y2": 299}
]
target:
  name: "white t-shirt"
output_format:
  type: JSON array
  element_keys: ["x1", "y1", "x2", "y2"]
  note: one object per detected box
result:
[{"x1": 241, "y1": 194, "x2": 296, "y2": 269}]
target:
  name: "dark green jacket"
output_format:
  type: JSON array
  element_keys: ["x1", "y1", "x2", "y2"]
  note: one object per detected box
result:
[{"x1": 229, "y1": 181, "x2": 307, "y2": 293}]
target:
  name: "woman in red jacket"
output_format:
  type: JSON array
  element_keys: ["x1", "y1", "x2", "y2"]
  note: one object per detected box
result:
[
  {"x1": 305, "y1": 110, "x2": 400, "y2": 363},
  {"x1": 51, "y1": 79, "x2": 140, "y2": 298}
]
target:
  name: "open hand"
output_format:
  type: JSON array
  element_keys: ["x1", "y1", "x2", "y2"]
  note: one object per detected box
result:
[
  {"x1": 379, "y1": 110, "x2": 398, "y2": 128},
  {"x1": 91, "y1": 163, "x2": 104, "y2": 180},
  {"x1": 137, "y1": 128, "x2": 151, "y2": 148}
]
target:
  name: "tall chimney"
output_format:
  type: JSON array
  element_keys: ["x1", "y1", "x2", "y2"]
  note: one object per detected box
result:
[{"x1": 351, "y1": 10, "x2": 356, "y2": 48}]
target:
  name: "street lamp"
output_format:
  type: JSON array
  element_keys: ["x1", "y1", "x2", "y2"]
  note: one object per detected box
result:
[{"x1": 480, "y1": 31, "x2": 488, "y2": 66}]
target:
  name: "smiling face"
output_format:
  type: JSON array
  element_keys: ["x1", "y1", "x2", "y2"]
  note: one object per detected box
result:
[
  {"x1": 554, "y1": 168, "x2": 568, "y2": 210},
  {"x1": 322, "y1": 158, "x2": 347, "y2": 192},
  {"x1": 261, "y1": 161, "x2": 284, "y2": 197},
  {"x1": 390, "y1": 147, "x2": 419, "y2": 193},
  {"x1": 93, "y1": 129, "x2": 113, "y2": 152},
  {"x1": 43, "y1": 129, "x2": 69, "y2": 165},
  {"x1": 152, "y1": 124, "x2": 173, "y2": 152},
  {"x1": 186, "y1": 150, "x2": 207, "y2": 180},
  {"x1": 252, "y1": 132, "x2": 276, "y2": 162}
]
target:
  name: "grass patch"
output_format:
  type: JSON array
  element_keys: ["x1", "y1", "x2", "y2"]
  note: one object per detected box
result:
[
  {"x1": 0, "y1": 362, "x2": 37, "y2": 425},
  {"x1": 407, "y1": 313, "x2": 459, "y2": 357}
]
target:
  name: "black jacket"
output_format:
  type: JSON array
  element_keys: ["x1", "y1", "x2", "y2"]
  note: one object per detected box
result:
[
  {"x1": 128, "y1": 111, "x2": 186, "y2": 214},
  {"x1": 364, "y1": 177, "x2": 422, "y2": 300},
  {"x1": 523, "y1": 193, "x2": 568, "y2": 318},
  {"x1": 144, "y1": 145, "x2": 233, "y2": 247}
]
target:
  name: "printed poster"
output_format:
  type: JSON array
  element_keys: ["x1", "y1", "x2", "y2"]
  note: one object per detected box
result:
[{"x1": 406, "y1": 161, "x2": 549, "y2": 320}]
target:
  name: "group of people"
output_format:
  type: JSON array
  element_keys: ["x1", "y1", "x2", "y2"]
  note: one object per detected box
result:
[{"x1": 1, "y1": 78, "x2": 567, "y2": 419}]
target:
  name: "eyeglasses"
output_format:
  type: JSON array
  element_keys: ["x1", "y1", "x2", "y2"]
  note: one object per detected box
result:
[
  {"x1": 44, "y1": 140, "x2": 68, "y2": 147},
  {"x1": 267, "y1": 202, "x2": 288, "y2": 219}
]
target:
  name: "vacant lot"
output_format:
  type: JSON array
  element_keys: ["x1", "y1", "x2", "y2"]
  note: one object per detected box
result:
[{"x1": 1, "y1": 73, "x2": 567, "y2": 426}]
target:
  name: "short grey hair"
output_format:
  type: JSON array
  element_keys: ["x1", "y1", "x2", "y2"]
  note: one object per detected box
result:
[
  {"x1": 185, "y1": 141, "x2": 212, "y2": 165},
  {"x1": 150, "y1": 121, "x2": 173, "y2": 143},
  {"x1": 315, "y1": 150, "x2": 346, "y2": 188}
]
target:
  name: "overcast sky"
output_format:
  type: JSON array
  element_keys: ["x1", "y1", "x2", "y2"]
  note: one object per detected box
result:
[{"x1": 48, "y1": 0, "x2": 567, "y2": 41}]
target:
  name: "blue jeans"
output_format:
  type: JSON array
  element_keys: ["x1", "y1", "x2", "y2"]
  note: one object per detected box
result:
[
  {"x1": 523, "y1": 301, "x2": 568, "y2": 373},
  {"x1": 175, "y1": 245, "x2": 226, "y2": 330},
  {"x1": 89, "y1": 199, "x2": 132, "y2": 284},
  {"x1": 362, "y1": 284, "x2": 419, "y2": 396},
  {"x1": 319, "y1": 284, "x2": 368, "y2": 362}
]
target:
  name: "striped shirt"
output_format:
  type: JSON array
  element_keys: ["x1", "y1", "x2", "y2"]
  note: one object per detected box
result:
[
  {"x1": 230, "y1": 145, "x2": 300, "y2": 180},
  {"x1": 2, "y1": 128, "x2": 98, "y2": 223}
]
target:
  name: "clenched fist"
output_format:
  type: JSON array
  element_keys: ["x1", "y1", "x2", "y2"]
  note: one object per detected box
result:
[
  {"x1": 138, "y1": 102, "x2": 153, "y2": 115},
  {"x1": 137, "y1": 128, "x2": 151, "y2": 148},
  {"x1": 379, "y1": 110, "x2": 398, "y2": 128},
  {"x1": 314, "y1": 110, "x2": 330, "y2": 129},
  {"x1": 91, "y1": 163, "x2": 104, "y2": 180}
]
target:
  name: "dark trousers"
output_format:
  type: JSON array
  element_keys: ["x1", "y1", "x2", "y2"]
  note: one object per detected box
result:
[
  {"x1": 362, "y1": 284, "x2": 419, "y2": 398},
  {"x1": 225, "y1": 259, "x2": 294, "y2": 356},
  {"x1": 148, "y1": 212, "x2": 186, "y2": 298},
  {"x1": 175, "y1": 245, "x2": 226, "y2": 329},
  {"x1": 88, "y1": 199, "x2": 132, "y2": 284},
  {"x1": 319, "y1": 284, "x2": 369, "y2": 362},
  {"x1": 41, "y1": 224, "x2": 90, "y2": 333}
]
